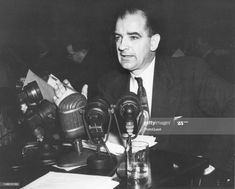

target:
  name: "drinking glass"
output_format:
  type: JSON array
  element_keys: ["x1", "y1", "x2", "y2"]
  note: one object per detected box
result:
[{"x1": 127, "y1": 141, "x2": 152, "y2": 189}]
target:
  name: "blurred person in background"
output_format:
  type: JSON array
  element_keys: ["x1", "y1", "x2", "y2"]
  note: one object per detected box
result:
[
  {"x1": 53, "y1": 27, "x2": 117, "y2": 99},
  {"x1": 190, "y1": 29, "x2": 235, "y2": 84}
]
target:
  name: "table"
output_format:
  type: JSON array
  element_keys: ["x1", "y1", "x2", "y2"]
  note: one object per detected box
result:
[
  {"x1": 0, "y1": 141, "x2": 211, "y2": 188},
  {"x1": 115, "y1": 149, "x2": 209, "y2": 188}
]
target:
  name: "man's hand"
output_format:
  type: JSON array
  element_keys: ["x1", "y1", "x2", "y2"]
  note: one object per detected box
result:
[{"x1": 53, "y1": 79, "x2": 88, "y2": 106}]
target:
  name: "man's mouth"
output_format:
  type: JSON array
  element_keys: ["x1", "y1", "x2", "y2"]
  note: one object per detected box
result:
[
  {"x1": 121, "y1": 57, "x2": 132, "y2": 62},
  {"x1": 120, "y1": 54, "x2": 134, "y2": 59},
  {"x1": 121, "y1": 53, "x2": 132, "y2": 57}
]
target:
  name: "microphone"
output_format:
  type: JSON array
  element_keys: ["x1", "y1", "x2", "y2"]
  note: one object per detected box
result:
[
  {"x1": 24, "y1": 99, "x2": 58, "y2": 165},
  {"x1": 57, "y1": 92, "x2": 87, "y2": 167},
  {"x1": 58, "y1": 93, "x2": 87, "y2": 139},
  {"x1": 25, "y1": 100, "x2": 57, "y2": 142},
  {"x1": 84, "y1": 97, "x2": 110, "y2": 143},
  {"x1": 84, "y1": 97, "x2": 116, "y2": 171},
  {"x1": 114, "y1": 93, "x2": 143, "y2": 182},
  {"x1": 116, "y1": 92, "x2": 141, "y2": 137}
]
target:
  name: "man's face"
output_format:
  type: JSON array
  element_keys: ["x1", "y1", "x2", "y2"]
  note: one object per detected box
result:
[
  {"x1": 66, "y1": 44, "x2": 88, "y2": 64},
  {"x1": 114, "y1": 11, "x2": 160, "y2": 74}
]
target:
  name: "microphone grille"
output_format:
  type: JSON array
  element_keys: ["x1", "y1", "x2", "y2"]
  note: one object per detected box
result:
[
  {"x1": 58, "y1": 93, "x2": 87, "y2": 139},
  {"x1": 116, "y1": 92, "x2": 141, "y2": 118},
  {"x1": 59, "y1": 93, "x2": 86, "y2": 111}
]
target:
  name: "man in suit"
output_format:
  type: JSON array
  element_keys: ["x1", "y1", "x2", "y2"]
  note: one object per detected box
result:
[
  {"x1": 54, "y1": 1, "x2": 234, "y2": 184},
  {"x1": 97, "y1": 1, "x2": 235, "y2": 180}
]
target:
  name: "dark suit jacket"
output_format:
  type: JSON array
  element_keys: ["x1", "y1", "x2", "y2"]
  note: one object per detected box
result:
[{"x1": 98, "y1": 56, "x2": 235, "y2": 172}]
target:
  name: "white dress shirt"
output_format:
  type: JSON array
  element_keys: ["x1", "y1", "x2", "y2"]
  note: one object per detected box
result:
[{"x1": 129, "y1": 58, "x2": 155, "y2": 116}]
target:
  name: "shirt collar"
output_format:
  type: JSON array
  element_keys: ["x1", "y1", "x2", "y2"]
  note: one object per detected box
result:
[{"x1": 130, "y1": 57, "x2": 155, "y2": 80}]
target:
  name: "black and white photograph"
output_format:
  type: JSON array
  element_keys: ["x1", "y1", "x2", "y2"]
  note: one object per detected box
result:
[{"x1": 0, "y1": 0, "x2": 234, "y2": 188}]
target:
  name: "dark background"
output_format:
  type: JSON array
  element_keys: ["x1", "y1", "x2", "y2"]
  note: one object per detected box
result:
[
  {"x1": 0, "y1": 0, "x2": 234, "y2": 77},
  {"x1": 0, "y1": 0, "x2": 234, "y2": 179}
]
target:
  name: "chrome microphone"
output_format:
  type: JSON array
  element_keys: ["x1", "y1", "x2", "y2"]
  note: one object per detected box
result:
[
  {"x1": 58, "y1": 92, "x2": 87, "y2": 139},
  {"x1": 57, "y1": 92, "x2": 87, "y2": 167}
]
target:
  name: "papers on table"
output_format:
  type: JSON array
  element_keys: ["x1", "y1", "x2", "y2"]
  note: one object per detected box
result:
[
  {"x1": 133, "y1": 135, "x2": 157, "y2": 147},
  {"x1": 22, "y1": 171, "x2": 119, "y2": 189},
  {"x1": 52, "y1": 164, "x2": 86, "y2": 172},
  {"x1": 82, "y1": 135, "x2": 157, "y2": 156},
  {"x1": 53, "y1": 135, "x2": 156, "y2": 171}
]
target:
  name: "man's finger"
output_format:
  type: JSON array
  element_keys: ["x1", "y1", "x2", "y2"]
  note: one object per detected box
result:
[
  {"x1": 63, "y1": 79, "x2": 73, "y2": 89},
  {"x1": 81, "y1": 84, "x2": 88, "y2": 99}
]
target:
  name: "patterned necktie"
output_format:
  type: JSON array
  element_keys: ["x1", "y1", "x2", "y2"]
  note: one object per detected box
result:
[{"x1": 135, "y1": 77, "x2": 149, "y2": 113}]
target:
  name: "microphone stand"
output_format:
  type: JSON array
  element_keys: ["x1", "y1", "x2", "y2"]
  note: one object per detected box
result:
[
  {"x1": 113, "y1": 110, "x2": 144, "y2": 186},
  {"x1": 84, "y1": 110, "x2": 117, "y2": 172},
  {"x1": 57, "y1": 137, "x2": 94, "y2": 168}
]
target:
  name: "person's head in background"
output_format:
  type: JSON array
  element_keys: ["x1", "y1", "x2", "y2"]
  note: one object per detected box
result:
[
  {"x1": 192, "y1": 34, "x2": 213, "y2": 58},
  {"x1": 113, "y1": 1, "x2": 162, "y2": 75},
  {"x1": 66, "y1": 44, "x2": 88, "y2": 64},
  {"x1": 66, "y1": 29, "x2": 90, "y2": 64},
  {"x1": 193, "y1": 29, "x2": 231, "y2": 58},
  {"x1": 190, "y1": 26, "x2": 224, "y2": 58}
]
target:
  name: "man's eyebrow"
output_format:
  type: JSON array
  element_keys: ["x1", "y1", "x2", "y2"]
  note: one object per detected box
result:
[
  {"x1": 114, "y1": 32, "x2": 142, "y2": 37},
  {"x1": 114, "y1": 32, "x2": 121, "y2": 36},
  {"x1": 127, "y1": 32, "x2": 142, "y2": 37}
]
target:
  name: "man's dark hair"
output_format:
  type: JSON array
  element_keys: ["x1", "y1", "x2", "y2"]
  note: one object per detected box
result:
[{"x1": 113, "y1": 0, "x2": 163, "y2": 36}]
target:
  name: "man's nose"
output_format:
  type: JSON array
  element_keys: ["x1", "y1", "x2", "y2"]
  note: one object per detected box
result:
[{"x1": 118, "y1": 38, "x2": 129, "y2": 51}]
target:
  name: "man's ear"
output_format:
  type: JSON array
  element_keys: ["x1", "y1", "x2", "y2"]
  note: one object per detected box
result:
[{"x1": 150, "y1": 34, "x2": 160, "y2": 51}]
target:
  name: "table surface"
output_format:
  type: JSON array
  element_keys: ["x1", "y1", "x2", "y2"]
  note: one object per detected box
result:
[{"x1": 0, "y1": 142, "x2": 209, "y2": 188}]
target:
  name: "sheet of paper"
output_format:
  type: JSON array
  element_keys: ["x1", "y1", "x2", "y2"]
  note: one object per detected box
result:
[
  {"x1": 52, "y1": 164, "x2": 86, "y2": 172},
  {"x1": 22, "y1": 171, "x2": 119, "y2": 189}
]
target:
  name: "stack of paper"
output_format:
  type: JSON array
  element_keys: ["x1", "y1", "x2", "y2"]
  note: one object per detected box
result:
[{"x1": 22, "y1": 172, "x2": 119, "y2": 189}]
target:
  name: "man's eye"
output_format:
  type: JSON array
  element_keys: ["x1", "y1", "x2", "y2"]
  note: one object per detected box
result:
[
  {"x1": 114, "y1": 36, "x2": 121, "y2": 42},
  {"x1": 130, "y1": 36, "x2": 139, "y2": 40}
]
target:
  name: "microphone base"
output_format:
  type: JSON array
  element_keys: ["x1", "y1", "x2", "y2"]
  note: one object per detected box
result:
[
  {"x1": 87, "y1": 153, "x2": 117, "y2": 171},
  {"x1": 39, "y1": 143, "x2": 59, "y2": 165},
  {"x1": 57, "y1": 149, "x2": 94, "y2": 167}
]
